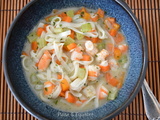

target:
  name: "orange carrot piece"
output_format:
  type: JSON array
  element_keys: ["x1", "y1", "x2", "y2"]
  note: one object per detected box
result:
[
  {"x1": 120, "y1": 45, "x2": 128, "y2": 53},
  {"x1": 105, "y1": 73, "x2": 119, "y2": 87},
  {"x1": 114, "y1": 48, "x2": 122, "y2": 59},
  {"x1": 43, "y1": 81, "x2": 55, "y2": 95},
  {"x1": 43, "y1": 24, "x2": 49, "y2": 32},
  {"x1": 22, "y1": 51, "x2": 28, "y2": 56},
  {"x1": 97, "y1": 8, "x2": 105, "y2": 18},
  {"x1": 109, "y1": 28, "x2": 118, "y2": 37},
  {"x1": 59, "y1": 91, "x2": 65, "y2": 97},
  {"x1": 91, "y1": 14, "x2": 99, "y2": 22},
  {"x1": 35, "y1": 63, "x2": 38, "y2": 67},
  {"x1": 81, "y1": 55, "x2": 90, "y2": 61},
  {"x1": 114, "y1": 33, "x2": 124, "y2": 44},
  {"x1": 38, "y1": 50, "x2": 51, "y2": 70},
  {"x1": 49, "y1": 49, "x2": 55, "y2": 54},
  {"x1": 80, "y1": 65, "x2": 85, "y2": 68},
  {"x1": 107, "y1": 43, "x2": 114, "y2": 52},
  {"x1": 91, "y1": 37, "x2": 100, "y2": 43},
  {"x1": 83, "y1": 12, "x2": 91, "y2": 20},
  {"x1": 37, "y1": 27, "x2": 44, "y2": 37},
  {"x1": 106, "y1": 17, "x2": 116, "y2": 23},
  {"x1": 58, "y1": 12, "x2": 67, "y2": 18},
  {"x1": 61, "y1": 79, "x2": 70, "y2": 92},
  {"x1": 75, "y1": 7, "x2": 87, "y2": 15},
  {"x1": 31, "y1": 41, "x2": 38, "y2": 52},
  {"x1": 56, "y1": 59, "x2": 61, "y2": 65},
  {"x1": 99, "y1": 65, "x2": 110, "y2": 72},
  {"x1": 66, "y1": 92, "x2": 76, "y2": 103},
  {"x1": 88, "y1": 71, "x2": 97, "y2": 77},
  {"x1": 67, "y1": 43, "x2": 77, "y2": 51},
  {"x1": 68, "y1": 30, "x2": 75, "y2": 39},
  {"x1": 63, "y1": 16, "x2": 72, "y2": 22},
  {"x1": 57, "y1": 74, "x2": 62, "y2": 79}
]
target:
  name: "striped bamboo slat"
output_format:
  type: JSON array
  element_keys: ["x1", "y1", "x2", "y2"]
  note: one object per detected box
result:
[{"x1": 0, "y1": 0, "x2": 160, "y2": 120}]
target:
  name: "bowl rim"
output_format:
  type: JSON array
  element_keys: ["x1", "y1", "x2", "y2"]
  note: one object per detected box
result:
[{"x1": 3, "y1": 0, "x2": 148, "y2": 120}]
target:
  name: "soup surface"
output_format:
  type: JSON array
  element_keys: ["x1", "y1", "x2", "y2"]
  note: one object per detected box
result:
[{"x1": 21, "y1": 7, "x2": 129, "y2": 112}]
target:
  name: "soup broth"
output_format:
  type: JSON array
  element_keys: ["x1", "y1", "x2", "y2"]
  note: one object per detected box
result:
[{"x1": 21, "y1": 7, "x2": 129, "y2": 112}]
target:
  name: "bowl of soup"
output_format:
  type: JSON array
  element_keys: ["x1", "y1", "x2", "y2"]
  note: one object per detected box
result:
[{"x1": 3, "y1": 0, "x2": 148, "y2": 120}]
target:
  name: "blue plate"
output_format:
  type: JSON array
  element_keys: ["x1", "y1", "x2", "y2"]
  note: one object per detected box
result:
[{"x1": 3, "y1": 0, "x2": 148, "y2": 119}]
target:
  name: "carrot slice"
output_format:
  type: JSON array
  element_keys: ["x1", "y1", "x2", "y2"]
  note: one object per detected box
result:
[
  {"x1": 59, "y1": 91, "x2": 65, "y2": 97},
  {"x1": 22, "y1": 51, "x2": 28, "y2": 56},
  {"x1": 75, "y1": 7, "x2": 87, "y2": 15},
  {"x1": 58, "y1": 12, "x2": 67, "y2": 18},
  {"x1": 83, "y1": 12, "x2": 91, "y2": 20},
  {"x1": 61, "y1": 79, "x2": 70, "y2": 92},
  {"x1": 43, "y1": 81, "x2": 55, "y2": 95},
  {"x1": 66, "y1": 92, "x2": 76, "y2": 103},
  {"x1": 109, "y1": 28, "x2": 118, "y2": 37},
  {"x1": 38, "y1": 50, "x2": 51, "y2": 70},
  {"x1": 99, "y1": 65, "x2": 110, "y2": 72},
  {"x1": 113, "y1": 23, "x2": 120, "y2": 30},
  {"x1": 31, "y1": 41, "x2": 38, "y2": 52},
  {"x1": 81, "y1": 55, "x2": 90, "y2": 61},
  {"x1": 57, "y1": 74, "x2": 62, "y2": 79},
  {"x1": 97, "y1": 8, "x2": 105, "y2": 18},
  {"x1": 49, "y1": 49, "x2": 55, "y2": 54},
  {"x1": 56, "y1": 59, "x2": 61, "y2": 65},
  {"x1": 37, "y1": 27, "x2": 44, "y2": 37},
  {"x1": 114, "y1": 48, "x2": 122, "y2": 59},
  {"x1": 88, "y1": 71, "x2": 97, "y2": 77},
  {"x1": 63, "y1": 16, "x2": 72, "y2": 22},
  {"x1": 68, "y1": 30, "x2": 75, "y2": 39},
  {"x1": 67, "y1": 43, "x2": 77, "y2": 51},
  {"x1": 114, "y1": 33, "x2": 124, "y2": 44}
]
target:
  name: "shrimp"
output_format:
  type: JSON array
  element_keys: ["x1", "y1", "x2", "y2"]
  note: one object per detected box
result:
[
  {"x1": 88, "y1": 65, "x2": 100, "y2": 81},
  {"x1": 99, "y1": 86, "x2": 109, "y2": 99},
  {"x1": 85, "y1": 41, "x2": 98, "y2": 56},
  {"x1": 118, "y1": 44, "x2": 128, "y2": 53},
  {"x1": 71, "y1": 47, "x2": 83, "y2": 61},
  {"x1": 109, "y1": 59, "x2": 118, "y2": 71},
  {"x1": 99, "y1": 60, "x2": 110, "y2": 72},
  {"x1": 96, "y1": 49, "x2": 109, "y2": 62}
]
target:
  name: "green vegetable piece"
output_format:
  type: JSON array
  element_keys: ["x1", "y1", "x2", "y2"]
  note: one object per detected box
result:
[
  {"x1": 76, "y1": 32, "x2": 84, "y2": 40},
  {"x1": 30, "y1": 73, "x2": 39, "y2": 84},
  {"x1": 27, "y1": 32, "x2": 38, "y2": 43},
  {"x1": 108, "y1": 87, "x2": 118, "y2": 100},
  {"x1": 78, "y1": 68, "x2": 86, "y2": 79},
  {"x1": 64, "y1": 37, "x2": 75, "y2": 46},
  {"x1": 118, "y1": 55, "x2": 128, "y2": 65},
  {"x1": 67, "y1": 10, "x2": 74, "y2": 18},
  {"x1": 37, "y1": 38, "x2": 47, "y2": 48},
  {"x1": 53, "y1": 28, "x2": 63, "y2": 33},
  {"x1": 81, "y1": 23, "x2": 92, "y2": 32},
  {"x1": 97, "y1": 42, "x2": 106, "y2": 51},
  {"x1": 48, "y1": 16, "x2": 55, "y2": 22}
]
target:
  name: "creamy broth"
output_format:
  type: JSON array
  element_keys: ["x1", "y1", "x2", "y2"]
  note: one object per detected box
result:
[{"x1": 21, "y1": 7, "x2": 129, "y2": 112}]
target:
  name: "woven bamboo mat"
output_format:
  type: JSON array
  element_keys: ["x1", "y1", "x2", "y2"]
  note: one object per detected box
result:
[{"x1": 0, "y1": 0, "x2": 160, "y2": 120}]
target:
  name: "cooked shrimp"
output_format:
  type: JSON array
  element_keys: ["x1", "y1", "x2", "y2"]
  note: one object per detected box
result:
[
  {"x1": 38, "y1": 50, "x2": 51, "y2": 71},
  {"x1": 88, "y1": 65, "x2": 100, "y2": 81},
  {"x1": 85, "y1": 41, "x2": 98, "y2": 56},
  {"x1": 118, "y1": 44, "x2": 128, "y2": 53},
  {"x1": 109, "y1": 59, "x2": 118, "y2": 71},
  {"x1": 96, "y1": 49, "x2": 109, "y2": 62},
  {"x1": 71, "y1": 47, "x2": 83, "y2": 61},
  {"x1": 99, "y1": 60, "x2": 110, "y2": 72},
  {"x1": 99, "y1": 86, "x2": 108, "y2": 99}
]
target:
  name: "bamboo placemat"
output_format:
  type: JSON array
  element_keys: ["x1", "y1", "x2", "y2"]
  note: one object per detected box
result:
[{"x1": 0, "y1": 0, "x2": 160, "y2": 120}]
